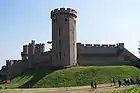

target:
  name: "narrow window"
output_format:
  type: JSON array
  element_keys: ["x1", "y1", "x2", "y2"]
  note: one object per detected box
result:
[
  {"x1": 59, "y1": 40, "x2": 61, "y2": 45},
  {"x1": 59, "y1": 40, "x2": 61, "y2": 52},
  {"x1": 59, "y1": 52, "x2": 61, "y2": 60},
  {"x1": 65, "y1": 18, "x2": 68, "y2": 22}
]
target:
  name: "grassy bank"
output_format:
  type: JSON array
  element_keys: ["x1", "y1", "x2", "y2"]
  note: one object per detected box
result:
[
  {"x1": 3, "y1": 66, "x2": 140, "y2": 88},
  {"x1": 108, "y1": 86, "x2": 140, "y2": 93}
]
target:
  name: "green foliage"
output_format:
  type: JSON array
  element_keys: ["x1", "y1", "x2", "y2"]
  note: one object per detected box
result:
[
  {"x1": 107, "y1": 86, "x2": 140, "y2": 93},
  {"x1": 123, "y1": 86, "x2": 140, "y2": 93},
  {"x1": 3, "y1": 66, "x2": 140, "y2": 88},
  {"x1": 106, "y1": 90, "x2": 120, "y2": 93}
]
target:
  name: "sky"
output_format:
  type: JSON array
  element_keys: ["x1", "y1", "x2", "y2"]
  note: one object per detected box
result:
[{"x1": 0, "y1": 0, "x2": 140, "y2": 67}]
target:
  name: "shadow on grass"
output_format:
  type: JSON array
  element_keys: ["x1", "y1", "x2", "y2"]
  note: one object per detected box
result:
[{"x1": 17, "y1": 68, "x2": 55, "y2": 88}]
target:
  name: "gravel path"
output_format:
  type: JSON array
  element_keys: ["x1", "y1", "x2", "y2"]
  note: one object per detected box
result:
[{"x1": 0, "y1": 84, "x2": 136, "y2": 93}]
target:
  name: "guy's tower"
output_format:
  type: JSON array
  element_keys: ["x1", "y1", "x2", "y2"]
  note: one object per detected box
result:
[{"x1": 51, "y1": 8, "x2": 77, "y2": 68}]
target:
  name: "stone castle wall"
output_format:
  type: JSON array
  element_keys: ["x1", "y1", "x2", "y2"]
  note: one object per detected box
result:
[
  {"x1": 32, "y1": 51, "x2": 52, "y2": 67},
  {"x1": 77, "y1": 43, "x2": 138, "y2": 66},
  {"x1": 5, "y1": 42, "x2": 139, "y2": 78},
  {"x1": 5, "y1": 41, "x2": 52, "y2": 78},
  {"x1": 6, "y1": 60, "x2": 29, "y2": 77},
  {"x1": 77, "y1": 43, "x2": 124, "y2": 54},
  {"x1": 6, "y1": 51, "x2": 52, "y2": 78}
]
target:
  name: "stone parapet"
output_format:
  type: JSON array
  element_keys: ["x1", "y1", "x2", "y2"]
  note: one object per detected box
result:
[
  {"x1": 51, "y1": 8, "x2": 77, "y2": 18},
  {"x1": 77, "y1": 43, "x2": 124, "y2": 48},
  {"x1": 6, "y1": 60, "x2": 21, "y2": 67}
]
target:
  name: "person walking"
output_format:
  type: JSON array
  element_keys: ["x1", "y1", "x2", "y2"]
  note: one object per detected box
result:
[
  {"x1": 94, "y1": 82, "x2": 97, "y2": 89},
  {"x1": 90, "y1": 81, "x2": 94, "y2": 89},
  {"x1": 113, "y1": 79, "x2": 116, "y2": 86},
  {"x1": 118, "y1": 80, "x2": 122, "y2": 87}
]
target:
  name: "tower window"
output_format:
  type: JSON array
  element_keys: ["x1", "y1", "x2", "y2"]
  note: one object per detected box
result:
[
  {"x1": 59, "y1": 40, "x2": 61, "y2": 51},
  {"x1": 59, "y1": 40, "x2": 61, "y2": 45},
  {"x1": 65, "y1": 18, "x2": 68, "y2": 22},
  {"x1": 59, "y1": 52, "x2": 61, "y2": 60}
]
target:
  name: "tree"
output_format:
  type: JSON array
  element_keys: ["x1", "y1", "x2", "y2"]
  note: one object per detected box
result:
[
  {"x1": 1, "y1": 65, "x2": 6, "y2": 72},
  {"x1": 138, "y1": 41, "x2": 140, "y2": 58}
]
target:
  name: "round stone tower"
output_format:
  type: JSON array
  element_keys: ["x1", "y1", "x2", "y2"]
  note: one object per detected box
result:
[{"x1": 51, "y1": 8, "x2": 77, "y2": 68}]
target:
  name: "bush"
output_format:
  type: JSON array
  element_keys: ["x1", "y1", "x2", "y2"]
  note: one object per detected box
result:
[
  {"x1": 108, "y1": 86, "x2": 140, "y2": 93},
  {"x1": 123, "y1": 86, "x2": 140, "y2": 93}
]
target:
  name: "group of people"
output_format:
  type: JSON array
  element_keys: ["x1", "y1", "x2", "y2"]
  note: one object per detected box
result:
[
  {"x1": 116, "y1": 78, "x2": 134, "y2": 87},
  {"x1": 90, "y1": 77, "x2": 140, "y2": 90},
  {"x1": 113, "y1": 77, "x2": 140, "y2": 87}
]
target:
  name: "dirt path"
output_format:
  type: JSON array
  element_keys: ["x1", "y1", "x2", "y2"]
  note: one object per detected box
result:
[
  {"x1": 41, "y1": 84, "x2": 135, "y2": 93},
  {"x1": 0, "y1": 84, "x2": 136, "y2": 93}
]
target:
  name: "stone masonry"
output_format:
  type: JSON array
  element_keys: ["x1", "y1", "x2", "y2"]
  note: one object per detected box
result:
[
  {"x1": 4, "y1": 8, "x2": 140, "y2": 77},
  {"x1": 51, "y1": 8, "x2": 77, "y2": 68}
]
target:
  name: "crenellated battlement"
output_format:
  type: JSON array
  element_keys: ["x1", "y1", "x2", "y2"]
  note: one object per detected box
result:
[
  {"x1": 6, "y1": 60, "x2": 21, "y2": 66},
  {"x1": 22, "y1": 41, "x2": 45, "y2": 54},
  {"x1": 23, "y1": 44, "x2": 28, "y2": 54},
  {"x1": 35, "y1": 43, "x2": 45, "y2": 53},
  {"x1": 23, "y1": 45, "x2": 28, "y2": 47},
  {"x1": 51, "y1": 8, "x2": 77, "y2": 18},
  {"x1": 21, "y1": 40, "x2": 46, "y2": 60},
  {"x1": 77, "y1": 43, "x2": 124, "y2": 48}
]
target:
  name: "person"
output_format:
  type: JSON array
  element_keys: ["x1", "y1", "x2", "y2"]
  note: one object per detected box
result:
[
  {"x1": 90, "y1": 81, "x2": 94, "y2": 89},
  {"x1": 123, "y1": 78, "x2": 127, "y2": 86},
  {"x1": 94, "y1": 82, "x2": 97, "y2": 89},
  {"x1": 138, "y1": 79, "x2": 140, "y2": 85},
  {"x1": 130, "y1": 78, "x2": 134, "y2": 85},
  {"x1": 136, "y1": 76, "x2": 139, "y2": 84},
  {"x1": 118, "y1": 80, "x2": 122, "y2": 87},
  {"x1": 113, "y1": 79, "x2": 116, "y2": 86},
  {"x1": 127, "y1": 79, "x2": 130, "y2": 86}
]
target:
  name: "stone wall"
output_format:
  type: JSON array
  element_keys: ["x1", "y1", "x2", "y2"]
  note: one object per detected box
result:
[
  {"x1": 5, "y1": 42, "x2": 139, "y2": 78},
  {"x1": 32, "y1": 51, "x2": 52, "y2": 67},
  {"x1": 77, "y1": 54, "x2": 132, "y2": 66},
  {"x1": 77, "y1": 43, "x2": 123, "y2": 54},
  {"x1": 6, "y1": 60, "x2": 29, "y2": 78},
  {"x1": 77, "y1": 42, "x2": 138, "y2": 66},
  {"x1": 5, "y1": 50, "x2": 52, "y2": 78}
]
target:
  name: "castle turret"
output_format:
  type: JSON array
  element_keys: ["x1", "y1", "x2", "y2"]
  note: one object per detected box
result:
[
  {"x1": 40, "y1": 43, "x2": 45, "y2": 53},
  {"x1": 21, "y1": 45, "x2": 28, "y2": 60},
  {"x1": 35, "y1": 44, "x2": 40, "y2": 54},
  {"x1": 118, "y1": 43, "x2": 124, "y2": 50},
  {"x1": 51, "y1": 8, "x2": 77, "y2": 67},
  {"x1": 28, "y1": 40, "x2": 35, "y2": 68},
  {"x1": 35, "y1": 43, "x2": 45, "y2": 54}
]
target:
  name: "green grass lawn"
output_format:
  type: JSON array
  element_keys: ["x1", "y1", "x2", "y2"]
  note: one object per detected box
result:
[{"x1": 2, "y1": 65, "x2": 140, "y2": 88}]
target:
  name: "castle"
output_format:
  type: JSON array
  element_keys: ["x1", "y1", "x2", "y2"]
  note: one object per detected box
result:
[{"x1": 5, "y1": 8, "x2": 140, "y2": 77}]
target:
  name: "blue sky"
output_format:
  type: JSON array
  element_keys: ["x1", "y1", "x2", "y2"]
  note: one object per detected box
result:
[{"x1": 0, "y1": 0, "x2": 140, "y2": 67}]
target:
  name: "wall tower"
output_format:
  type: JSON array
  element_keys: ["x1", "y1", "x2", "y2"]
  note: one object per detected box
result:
[
  {"x1": 21, "y1": 45, "x2": 28, "y2": 60},
  {"x1": 51, "y1": 8, "x2": 77, "y2": 67},
  {"x1": 28, "y1": 40, "x2": 35, "y2": 68}
]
